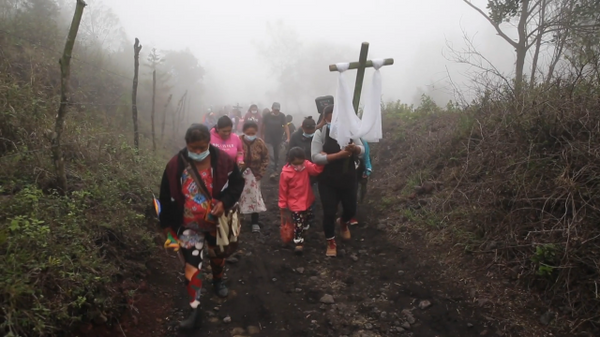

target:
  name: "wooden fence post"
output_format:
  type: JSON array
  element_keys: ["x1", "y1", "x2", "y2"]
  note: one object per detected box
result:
[
  {"x1": 132, "y1": 38, "x2": 142, "y2": 150},
  {"x1": 161, "y1": 94, "x2": 172, "y2": 141},
  {"x1": 51, "y1": 0, "x2": 87, "y2": 193},
  {"x1": 151, "y1": 70, "x2": 156, "y2": 151}
]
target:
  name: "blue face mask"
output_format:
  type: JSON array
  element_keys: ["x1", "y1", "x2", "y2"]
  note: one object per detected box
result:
[
  {"x1": 303, "y1": 132, "x2": 314, "y2": 138},
  {"x1": 326, "y1": 123, "x2": 331, "y2": 128},
  {"x1": 245, "y1": 134, "x2": 257, "y2": 141},
  {"x1": 188, "y1": 149, "x2": 209, "y2": 162}
]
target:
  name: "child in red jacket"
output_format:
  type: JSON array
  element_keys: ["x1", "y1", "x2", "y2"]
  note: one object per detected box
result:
[{"x1": 279, "y1": 147, "x2": 324, "y2": 254}]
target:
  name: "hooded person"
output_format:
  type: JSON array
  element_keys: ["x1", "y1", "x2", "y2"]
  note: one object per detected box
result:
[{"x1": 158, "y1": 123, "x2": 245, "y2": 330}]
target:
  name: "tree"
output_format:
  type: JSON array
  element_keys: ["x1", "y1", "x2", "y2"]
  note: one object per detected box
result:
[
  {"x1": 463, "y1": 0, "x2": 533, "y2": 94},
  {"x1": 463, "y1": 0, "x2": 600, "y2": 92},
  {"x1": 256, "y1": 21, "x2": 355, "y2": 112},
  {"x1": 51, "y1": 0, "x2": 86, "y2": 193}
]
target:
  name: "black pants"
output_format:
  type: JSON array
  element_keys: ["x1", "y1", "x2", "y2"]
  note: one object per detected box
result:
[{"x1": 318, "y1": 181, "x2": 357, "y2": 239}]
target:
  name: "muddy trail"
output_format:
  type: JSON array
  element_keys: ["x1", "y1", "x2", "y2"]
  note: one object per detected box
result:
[{"x1": 91, "y1": 170, "x2": 510, "y2": 337}]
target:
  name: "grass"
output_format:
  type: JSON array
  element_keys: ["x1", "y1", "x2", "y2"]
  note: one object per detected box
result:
[
  {"x1": 1, "y1": 75, "x2": 168, "y2": 337},
  {"x1": 371, "y1": 84, "x2": 600, "y2": 333}
]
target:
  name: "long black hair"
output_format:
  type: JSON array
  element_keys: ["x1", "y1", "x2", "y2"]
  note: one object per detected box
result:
[
  {"x1": 216, "y1": 115, "x2": 233, "y2": 130},
  {"x1": 185, "y1": 124, "x2": 211, "y2": 143}
]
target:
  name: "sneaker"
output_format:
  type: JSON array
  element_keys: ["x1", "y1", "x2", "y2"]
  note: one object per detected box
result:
[
  {"x1": 337, "y1": 218, "x2": 351, "y2": 240},
  {"x1": 349, "y1": 218, "x2": 359, "y2": 226},
  {"x1": 270, "y1": 172, "x2": 278, "y2": 179},
  {"x1": 251, "y1": 223, "x2": 261, "y2": 233},
  {"x1": 303, "y1": 224, "x2": 310, "y2": 231},
  {"x1": 179, "y1": 307, "x2": 202, "y2": 330},
  {"x1": 294, "y1": 244, "x2": 304, "y2": 255},
  {"x1": 326, "y1": 239, "x2": 337, "y2": 257},
  {"x1": 213, "y1": 280, "x2": 229, "y2": 298}
]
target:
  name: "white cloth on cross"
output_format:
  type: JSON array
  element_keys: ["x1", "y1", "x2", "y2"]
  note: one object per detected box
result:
[{"x1": 330, "y1": 59, "x2": 384, "y2": 147}]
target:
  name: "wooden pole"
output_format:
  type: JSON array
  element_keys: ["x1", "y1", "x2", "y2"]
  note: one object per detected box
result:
[
  {"x1": 352, "y1": 42, "x2": 369, "y2": 114},
  {"x1": 328, "y1": 58, "x2": 394, "y2": 72},
  {"x1": 151, "y1": 70, "x2": 156, "y2": 152},
  {"x1": 132, "y1": 38, "x2": 142, "y2": 150},
  {"x1": 173, "y1": 91, "x2": 186, "y2": 134},
  {"x1": 177, "y1": 92, "x2": 187, "y2": 135},
  {"x1": 51, "y1": 0, "x2": 86, "y2": 193},
  {"x1": 185, "y1": 95, "x2": 192, "y2": 126},
  {"x1": 161, "y1": 94, "x2": 172, "y2": 141}
]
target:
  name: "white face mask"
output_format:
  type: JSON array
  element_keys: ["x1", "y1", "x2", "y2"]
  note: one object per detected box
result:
[{"x1": 251, "y1": 110, "x2": 257, "y2": 114}]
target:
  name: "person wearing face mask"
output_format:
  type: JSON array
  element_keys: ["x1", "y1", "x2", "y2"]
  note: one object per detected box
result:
[
  {"x1": 158, "y1": 124, "x2": 244, "y2": 331},
  {"x1": 289, "y1": 116, "x2": 318, "y2": 226},
  {"x1": 311, "y1": 105, "x2": 364, "y2": 257},
  {"x1": 243, "y1": 104, "x2": 263, "y2": 136},
  {"x1": 279, "y1": 147, "x2": 324, "y2": 254},
  {"x1": 239, "y1": 121, "x2": 269, "y2": 233},
  {"x1": 289, "y1": 116, "x2": 316, "y2": 160},
  {"x1": 210, "y1": 116, "x2": 244, "y2": 165}
]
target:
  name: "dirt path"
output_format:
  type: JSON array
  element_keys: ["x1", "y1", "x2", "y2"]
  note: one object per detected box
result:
[{"x1": 89, "y1": 174, "x2": 512, "y2": 337}]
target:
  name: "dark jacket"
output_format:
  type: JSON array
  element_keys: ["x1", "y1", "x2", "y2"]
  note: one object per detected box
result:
[
  {"x1": 289, "y1": 129, "x2": 312, "y2": 161},
  {"x1": 158, "y1": 145, "x2": 244, "y2": 232}
]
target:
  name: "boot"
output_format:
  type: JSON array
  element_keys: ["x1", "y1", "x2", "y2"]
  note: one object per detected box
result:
[
  {"x1": 294, "y1": 243, "x2": 304, "y2": 255},
  {"x1": 337, "y1": 218, "x2": 351, "y2": 240},
  {"x1": 179, "y1": 307, "x2": 202, "y2": 330},
  {"x1": 326, "y1": 238, "x2": 337, "y2": 257},
  {"x1": 213, "y1": 280, "x2": 229, "y2": 298}
]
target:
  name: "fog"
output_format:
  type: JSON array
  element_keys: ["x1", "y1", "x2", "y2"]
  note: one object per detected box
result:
[{"x1": 97, "y1": 0, "x2": 516, "y2": 119}]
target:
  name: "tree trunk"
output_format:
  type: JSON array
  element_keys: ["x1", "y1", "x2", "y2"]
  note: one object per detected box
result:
[
  {"x1": 132, "y1": 38, "x2": 142, "y2": 150},
  {"x1": 51, "y1": 0, "x2": 86, "y2": 193},
  {"x1": 161, "y1": 94, "x2": 172, "y2": 141},
  {"x1": 515, "y1": 0, "x2": 530, "y2": 95},
  {"x1": 151, "y1": 70, "x2": 156, "y2": 152},
  {"x1": 530, "y1": 0, "x2": 546, "y2": 87}
]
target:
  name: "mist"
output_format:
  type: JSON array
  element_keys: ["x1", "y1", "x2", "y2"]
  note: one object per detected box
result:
[{"x1": 92, "y1": 0, "x2": 515, "y2": 121}]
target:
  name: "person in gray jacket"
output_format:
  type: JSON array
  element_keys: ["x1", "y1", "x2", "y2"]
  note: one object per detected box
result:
[{"x1": 311, "y1": 105, "x2": 363, "y2": 257}]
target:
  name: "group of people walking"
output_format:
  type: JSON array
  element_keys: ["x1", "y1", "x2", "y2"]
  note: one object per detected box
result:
[{"x1": 158, "y1": 102, "x2": 372, "y2": 330}]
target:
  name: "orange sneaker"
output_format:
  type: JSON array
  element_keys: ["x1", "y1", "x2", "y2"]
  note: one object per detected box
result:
[
  {"x1": 326, "y1": 239, "x2": 337, "y2": 257},
  {"x1": 337, "y1": 218, "x2": 351, "y2": 240}
]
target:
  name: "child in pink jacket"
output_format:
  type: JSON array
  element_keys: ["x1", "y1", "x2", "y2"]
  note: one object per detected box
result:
[
  {"x1": 279, "y1": 147, "x2": 324, "y2": 254},
  {"x1": 210, "y1": 116, "x2": 244, "y2": 165}
]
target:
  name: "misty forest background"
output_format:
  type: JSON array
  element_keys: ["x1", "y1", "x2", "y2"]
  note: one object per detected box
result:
[{"x1": 2, "y1": 0, "x2": 600, "y2": 336}]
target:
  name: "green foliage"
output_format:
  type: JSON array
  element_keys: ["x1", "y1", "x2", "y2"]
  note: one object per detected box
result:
[
  {"x1": 0, "y1": 2, "x2": 172, "y2": 336},
  {"x1": 415, "y1": 94, "x2": 441, "y2": 114},
  {"x1": 531, "y1": 244, "x2": 558, "y2": 278},
  {"x1": 486, "y1": 0, "x2": 522, "y2": 24}
]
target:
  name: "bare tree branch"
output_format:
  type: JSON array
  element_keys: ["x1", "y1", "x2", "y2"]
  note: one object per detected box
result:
[{"x1": 462, "y1": 0, "x2": 519, "y2": 48}]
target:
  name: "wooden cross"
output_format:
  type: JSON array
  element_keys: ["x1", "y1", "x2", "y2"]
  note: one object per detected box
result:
[
  {"x1": 232, "y1": 103, "x2": 243, "y2": 110},
  {"x1": 329, "y1": 42, "x2": 394, "y2": 114}
]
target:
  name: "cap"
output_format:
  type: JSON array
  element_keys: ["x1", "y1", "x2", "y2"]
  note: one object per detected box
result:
[{"x1": 272, "y1": 102, "x2": 281, "y2": 110}]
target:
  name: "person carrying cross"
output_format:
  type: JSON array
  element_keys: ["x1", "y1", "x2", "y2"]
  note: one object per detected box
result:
[{"x1": 311, "y1": 105, "x2": 364, "y2": 257}]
